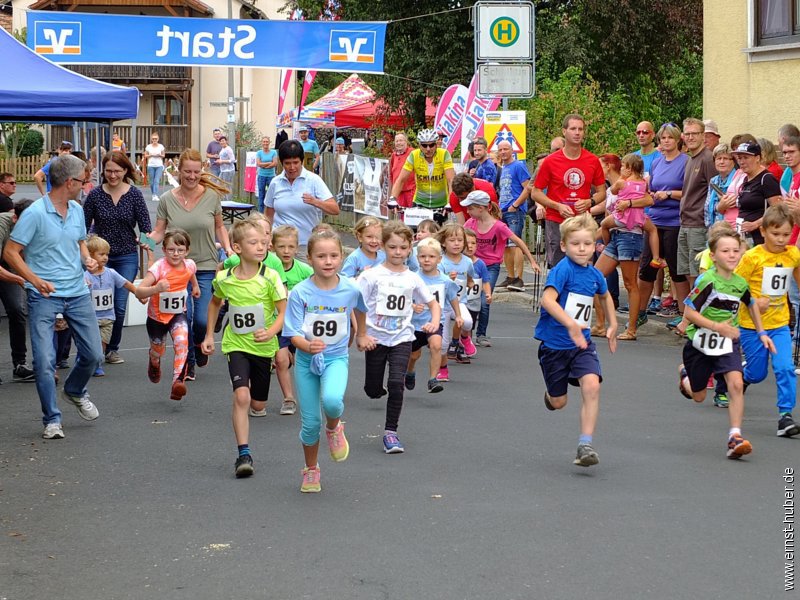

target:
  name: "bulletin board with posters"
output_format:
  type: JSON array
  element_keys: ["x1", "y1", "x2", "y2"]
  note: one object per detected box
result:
[
  {"x1": 336, "y1": 154, "x2": 390, "y2": 219},
  {"x1": 484, "y1": 110, "x2": 527, "y2": 160}
]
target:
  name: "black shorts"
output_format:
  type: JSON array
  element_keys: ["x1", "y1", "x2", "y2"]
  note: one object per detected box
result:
[
  {"x1": 638, "y1": 225, "x2": 686, "y2": 284},
  {"x1": 682, "y1": 338, "x2": 743, "y2": 393},
  {"x1": 538, "y1": 341, "x2": 602, "y2": 397},
  {"x1": 226, "y1": 351, "x2": 272, "y2": 401},
  {"x1": 411, "y1": 323, "x2": 444, "y2": 352}
]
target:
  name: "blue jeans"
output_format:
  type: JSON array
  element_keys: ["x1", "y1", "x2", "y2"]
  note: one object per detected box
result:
[
  {"x1": 502, "y1": 210, "x2": 525, "y2": 246},
  {"x1": 476, "y1": 263, "x2": 501, "y2": 337},
  {"x1": 28, "y1": 291, "x2": 103, "y2": 425},
  {"x1": 741, "y1": 326, "x2": 796, "y2": 413},
  {"x1": 147, "y1": 166, "x2": 163, "y2": 196},
  {"x1": 294, "y1": 351, "x2": 348, "y2": 446},
  {"x1": 105, "y1": 252, "x2": 139, "y2": 353},
  {"x1": 257, "y1": 175, "x2": 274, "y2": 214},
  {"x1": 186, "y1": 270, "x2": 215, "y2": 366}
]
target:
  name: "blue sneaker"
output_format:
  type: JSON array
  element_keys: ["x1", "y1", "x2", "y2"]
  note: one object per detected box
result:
[
  {"x1": 93, "y1": 366, "x2": 105, "y2": 377},
  {"x1": 636, "y1": 311, "x2": 648, "y2": 328},
  {"x1": 646, "y1": 297, "x2": 662, "y2": 315},
  {"x1": 666, "y1": 316, "x2": 683, "y2": 330},
  {"x1": 383, "y1": 432, "x2": 405, "y2": 454}
]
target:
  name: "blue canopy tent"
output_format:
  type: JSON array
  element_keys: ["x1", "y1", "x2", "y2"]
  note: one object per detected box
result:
[{"x1": 0, "y1": 27, "x2": 139, "y2": 123}]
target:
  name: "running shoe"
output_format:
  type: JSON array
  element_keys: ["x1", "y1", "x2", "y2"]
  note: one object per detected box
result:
[
  {"x1": 93, "y1": 366, "x2": 105, "y2": 377},
  {"x1": 235, "y1": 454, "x2": 254, "y2": 478},
  {"x1": 148, "y1": 358, "x2": 161, "y2": 384},
  {"x1": 508, "y1": 278, "x2": 526, "y2": 292},
  {"x1": 678, "y1": 365, "x2": 693, "y2": 399},
  {"x1": 661, "y1": 296, "x2": 676, "y2": 308},
  {"x1": 636, "y1": 311, "x2": 648, "y2": 328},
  {"x1": 248, "y1": 407, "x2": 267, "y2": 417},
  {"x1": 646, "y1": 298, "x2": 662, "y2": 315},
  {"x1": 12, "y1": 364, "x2": 35, "y2": 382},
  {"x1": 383, "y1": 432, "x2": 405, "y2": 454},
  {"x1": 778, "y1": 413, "x2": 800, "y2": 438},
  {"x1": 446, "y1": 342, "x2": 458, "y2": 360},
  {"x1": 475, "y1": 336, "x2": 492, "y2": 347},
  {"x1": 170, "y1": 380, "x2": 187, "y2": 401},
  {"x1": 436, "y1": 367, "x2": 449, "y2": 382},
  {"x1": 326, "y1": 422, "x2": 350, "y2": 462},
  {"x1": 104, "y1": 351, "x2": 124, "y2": 364},
  {"x1": 60, "y1": 389, "x2": 99, "y2": 421},
  {"x1": 495, "y1": 277, "x2": 513, "y2": 290},
  {"x1": 42, "y1": 423, "x2": 65, "y2": 440},
  {"x1": 56, "y1": 359, "x2": 70, "y2": 370},
  {"x1": 617, "y1": 305, "x2": 630, "y2": 314},
  {"x1": 713, "y1": 392, "x2": 729, "y2": 408},
  {"x1": 455, "y1": 347, "x2": 471, "y2": 364},
  {"x1": 404, "y1": 372, "x2": 416, "y2": 391},
  {"x1": 707, "y1": 375, "x2": 715, "y2": 389},
  {"x1": 666, "y1": 316, "x2": 683, "y2": 330},
  {"x1": 301, "y1": 465, "x2": 321, "y2": 492},
  {"x1": 280, "y1": 399, "x2": 297, "y2": 415},
  {"x1": 726, "y1": 434, "x2": 752, "y2": 459},
  {"x1": 184, "y1": 364, "x2": 196, "y2": 382},
  {"x1": 573, "y1": 443, "x2": 599, "y2": 467},
  {"x1": 657, "y1": 304, "x2": 679, "y2": 318},
  {"x1": 461, "y1": 336, "x2": 477, "y2": 357},
  {"x1": 428, "y1": 378, "x2": 444, "y2": 393}
]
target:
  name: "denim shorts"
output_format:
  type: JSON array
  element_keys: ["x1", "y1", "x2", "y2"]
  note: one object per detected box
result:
[
  {"x1": 502, "y1": 210, "x2": 525, "y2": 247},
  {"x1": 603, "y1": 230, "x2": 643, "y2": 263}
]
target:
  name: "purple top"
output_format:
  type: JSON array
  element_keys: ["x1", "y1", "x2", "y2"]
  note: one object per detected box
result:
[
  {"x1": 83, "y1": 185, "x2": 151, "y2": 256},
  {"x1": 648, "y1": 152, "x2": 689, "y2": 227}
]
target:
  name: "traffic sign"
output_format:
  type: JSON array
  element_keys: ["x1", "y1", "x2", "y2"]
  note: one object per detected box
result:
[
  {"x1": 478, "y1": 63, "x2": 534, "y2": 98},
  {"x1": 475, "y1": 2, "x2": 534, "y2": 60}
]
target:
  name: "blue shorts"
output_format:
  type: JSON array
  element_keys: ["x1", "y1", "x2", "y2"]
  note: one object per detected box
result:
[
  {"x1": 411, "y1": 323, "x2": 444, "y2": 352},
  {"x1": 682, "y1": 338, "x2": 743, "y2": 393},
  {"x1": 278, "y1": 335, "x2": 295, "y2": 351},
  {"x1": 502, "y1": 210, "x2": 525, "y2": 248},
  {"x1": 603, "y1": 230, "x2": 643, "y2": 263},
  {"x1": 538, "y1": 340, "x2": 602, "y2": 397}
]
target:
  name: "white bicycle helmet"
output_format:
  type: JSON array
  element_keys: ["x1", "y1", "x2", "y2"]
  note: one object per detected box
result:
[{"x1": 417, "y1": 128, "x2": 439, "y2": 144}]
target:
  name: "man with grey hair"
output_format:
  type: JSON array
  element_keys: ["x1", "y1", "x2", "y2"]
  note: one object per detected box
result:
[{"x1": 4, "y1": 154, "x2": 103, "y2": 440}]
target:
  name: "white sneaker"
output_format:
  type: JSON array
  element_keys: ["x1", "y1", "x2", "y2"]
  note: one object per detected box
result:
[
  {"x1": 248, "y1": 407, "x2": 267, "y2": 418},
  {"x1": 152, "y1": 194, "x2": 159, "y2": 202},
  {"x1": 60, "y1": 389, "x2": 99, "y2": 421},
  {"x1": 42, "y1": 423, "x2": 65, "y2": 439}
]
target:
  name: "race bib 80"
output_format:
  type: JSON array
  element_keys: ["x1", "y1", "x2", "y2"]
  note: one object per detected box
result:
[{"x1": 376, "y1": 284, "x2": 412, "y2": 317}]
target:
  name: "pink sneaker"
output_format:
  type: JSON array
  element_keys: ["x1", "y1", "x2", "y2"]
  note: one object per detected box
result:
[
  {"x1": 301, "y1": 465, "x2": 321, "y2": 493},
  {"x1": 436, "y1": 367, "x2": 450, "y2": 382},
  {"x1": 326, "y1": 422, "x2": 350, "y2": 462},
  {"x1": 460, "y1": 335, "x2": 477, "y2": 357}
]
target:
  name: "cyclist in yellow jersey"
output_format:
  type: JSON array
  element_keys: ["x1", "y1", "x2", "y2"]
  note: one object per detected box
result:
[{"x1": 390, "y1": 129, "x2": 455, "y2": 215}]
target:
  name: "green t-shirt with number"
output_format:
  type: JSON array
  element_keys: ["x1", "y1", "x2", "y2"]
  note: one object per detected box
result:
[
  {"x1": 212, "y1": 264, "x2": 287, "y2": 357},
  {"x1": 684, "y1": 267, "x2": 752, "y2": 341},
  {"x1": 223, "y1": 251, "x2": 285, "y2": 280},
  {"x1": 282, "y1": 259, "x2": 314, "y2": 291}
]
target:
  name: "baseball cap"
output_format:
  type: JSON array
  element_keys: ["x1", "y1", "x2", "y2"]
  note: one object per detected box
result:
[
  {"x1": 297, "y1": 125, "x2": 309, "y2": 132},
  {"x1": 460, "y1": 190, "x2": 491, "y2": 207},
  {"x1": 732, "y1": 142, "x2": 761, "y2": 156},
  {"x1": 335, "y1": 137, "x2": 345, "y2": 144},
  {"x1": 703, "y1": 119, "x2": 720, "y2": 136}
]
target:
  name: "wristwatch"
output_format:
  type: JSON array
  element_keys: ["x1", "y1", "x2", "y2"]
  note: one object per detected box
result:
[{"x1": 667, "y1": 191, "x2": 673, "y2": 199}]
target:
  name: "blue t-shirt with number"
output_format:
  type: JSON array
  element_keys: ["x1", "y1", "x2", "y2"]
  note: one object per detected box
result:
[
  {"x1": 412, "y1": 272, "x2": 458, "y2": 329},
  {"x1": 439, "y1": 253, "x2": 475, "y2": 304},
  {"x1": 84, "y1": 267, "x2": 128, "y2": 321},
  {"x1": 534, "y1": 257, "x2": 607, "y2": 350},
  {"x1": 282, "y1": 275, "x2": 366, "y2": 358}
]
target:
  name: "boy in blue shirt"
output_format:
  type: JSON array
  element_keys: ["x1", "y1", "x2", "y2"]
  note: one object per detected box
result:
[{"x1": 534, "y1": 213, "x2": 617, "y2": 466}]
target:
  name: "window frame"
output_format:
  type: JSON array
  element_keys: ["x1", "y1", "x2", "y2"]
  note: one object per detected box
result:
[{"x1": 755, "y1": 0, "x2": 800, "y2": 46}]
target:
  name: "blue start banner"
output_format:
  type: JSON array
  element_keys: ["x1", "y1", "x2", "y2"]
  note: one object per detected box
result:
[{"x1": 26, "y1": 11, "x2": 387, "y2": 73}]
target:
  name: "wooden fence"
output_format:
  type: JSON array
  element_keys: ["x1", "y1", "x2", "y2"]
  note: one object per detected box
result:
[{"x1": 0, "y1": 154, "x2": 48, "y2": 182}]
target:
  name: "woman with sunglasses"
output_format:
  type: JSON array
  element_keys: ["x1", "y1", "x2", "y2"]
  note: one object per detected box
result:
[
  {"x1": 83, "y1": 151, "x2": 152, "y2": 365},
  {"x1": 389, "y1": 128, "x2": 455, "y2": 224}
]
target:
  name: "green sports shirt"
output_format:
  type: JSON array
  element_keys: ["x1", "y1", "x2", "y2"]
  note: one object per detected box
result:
[
  {"x1": 282, "y1": 259, "x2": 313, "y2": 291},
  {"x1": 223, "y1": 251, "x2": 285, "y2": 280}
]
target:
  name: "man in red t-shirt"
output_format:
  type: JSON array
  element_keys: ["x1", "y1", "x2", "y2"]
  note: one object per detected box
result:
[
  {"x1": 449, "y1": 173, "x2": 498, "y2": 224},
  {"x1": 389, "y1": 133, "x2": 415, "y2": 208},
  {"x1": 530, "y1": 113, "x2": 606, "y2": 267}
]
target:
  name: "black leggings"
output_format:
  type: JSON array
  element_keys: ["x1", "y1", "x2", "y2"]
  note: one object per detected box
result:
[{"x1": 364, "y1": 341, "x2": 413, "y2": 432}]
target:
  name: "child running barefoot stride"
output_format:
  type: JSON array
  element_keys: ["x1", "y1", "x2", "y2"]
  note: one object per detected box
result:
[
  {"x1": 600, "y1": 154, "x2": 663, "y2": 269},
  {"x1": 535, "y1": 213, "x2": 617, "y2": 467},
  {"x1": 136, "y1": 229, "x2": 200, "y2": 401},
  {"x1": 405, "y1": 237, "x2": 461, "y2": 393},
  {"x1": 283, "y1": 229, "x2": 368, "y2": 492},
  {"x1": 734, "y1": 204, "x2": 800, "y2": 438},
  {"x1": 358, "y1": 221, "x2": 440, "y2": 454},
  {"x1": 677, "y1": 227, "x2": 774, "y2": 459},
  {"x1": 202, "y1": 220, "x2": 287, "y2": 478},
  {"x1": 341, "y1": 216, "x2": 384, "y2": 278},
  {"x1": 463, "y1": 190, "x2": 540, "y2": 347}
]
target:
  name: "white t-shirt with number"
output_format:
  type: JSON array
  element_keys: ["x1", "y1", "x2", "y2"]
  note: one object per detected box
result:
[{"x1": 358, "y1": 264, "x2": 434, "y2": 346}]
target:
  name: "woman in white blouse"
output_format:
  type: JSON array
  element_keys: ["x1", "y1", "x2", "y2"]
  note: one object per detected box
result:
[{"x1": 144, "y1": 132, "x2": 166, "y2": 201}]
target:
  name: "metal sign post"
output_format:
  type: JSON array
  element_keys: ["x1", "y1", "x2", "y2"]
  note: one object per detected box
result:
[{"x1": 474, "y1": 1, "x2": 535, "y2": 99}]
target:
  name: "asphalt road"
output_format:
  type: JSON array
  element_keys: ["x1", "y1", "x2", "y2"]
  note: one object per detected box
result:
[{"x1": 0, "y1": 299, "x2": 796, "y2": 600}]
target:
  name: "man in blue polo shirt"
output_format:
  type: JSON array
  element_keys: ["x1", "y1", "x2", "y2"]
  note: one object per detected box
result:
[{"x1": 4, "y1": 154, "x2": 103, "y2": 440}]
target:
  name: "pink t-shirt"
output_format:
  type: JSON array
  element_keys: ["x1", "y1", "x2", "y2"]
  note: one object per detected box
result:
[{"x1": 464, "y1": 217, "x2": 513, "y2": 266}]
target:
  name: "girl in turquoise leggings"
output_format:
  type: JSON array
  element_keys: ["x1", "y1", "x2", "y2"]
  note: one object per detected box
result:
[{"x1": 283, "y1": 230, "x2": 368, "y2": 493}]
